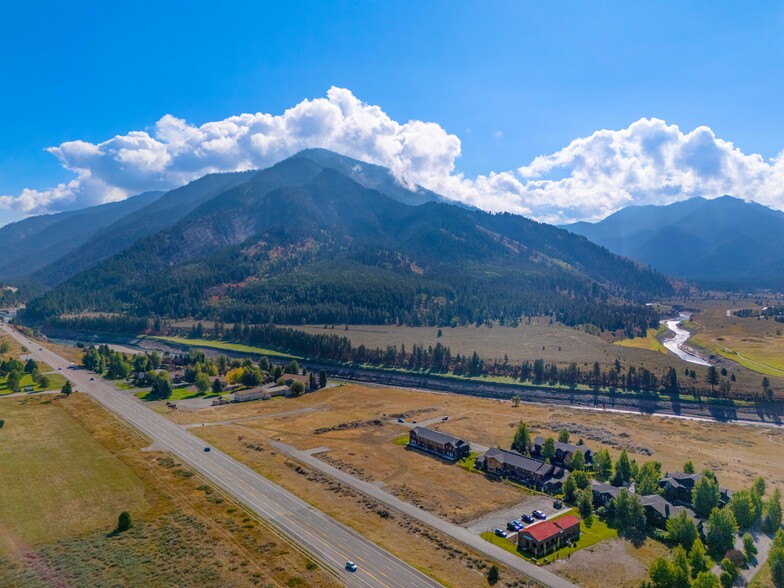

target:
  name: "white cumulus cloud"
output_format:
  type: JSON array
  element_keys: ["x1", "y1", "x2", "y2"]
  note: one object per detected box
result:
[{"x1": 2, "y1": 88, "x2": 783, "y2": 224}]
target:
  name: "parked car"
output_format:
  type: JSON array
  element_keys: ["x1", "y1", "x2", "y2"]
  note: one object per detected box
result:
[
  {"x1": 345, "y1": 561, "x2": 357, "y2": 572},
  {"x1": 506, "y1": 521, "x2": 518, "y2": 531},
  {"x1": 494, "y1": 528, "x2": 508, "y2": 538},
  {"x1": 553, "y1": 500, "x2": 563, "y2": 509},
  {"x1": 521, "y1": 514, "x2": 534, "y2": 524},
  {"x1": 512, "y1": 519, "x2": 523, "y2": 529},
  {"x1": 397, "y1": 418, "x2": 404, "y2": 423},
  {"x1": 204, "y1": 447, "x2": 211, "y2": 452},
  {"x1": 442, "y1": 416, "x2": 449, "y2": 421},
  {"x1": 532, "y1": 510, "x2": 547, "y2": 520}
]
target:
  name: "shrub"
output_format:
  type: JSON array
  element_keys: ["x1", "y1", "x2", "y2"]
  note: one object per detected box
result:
[{"x1": 117, "y1": 511, "x2": 133, "y2": 532}]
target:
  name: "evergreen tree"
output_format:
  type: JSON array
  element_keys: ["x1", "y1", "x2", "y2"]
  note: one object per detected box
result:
[
  {"x1": 570, "y1": 449, "x2": 586, "y2": 471},
  {"x1": 487, "y1": 564, "x2": 499, "y2": 585},
  {"x1": 61, "y1": 380, "x2": 73, "y2": 396},
  {"x1": 615, "y1": 449, "x2": 632, "y2": 485},
  {"x1": 542, "y1": 437, "x2": 556, "y2": 462},
  {"x1": 693, "y1": 471, "x2": 721, "y2": 517},
  {"x1": 764, "y1": 488, "x2": 783, "y2": 533},
  {"x1": 689, "y1": 539, "x2": 709, "y2": 578},
  {"x1": 667, "y1": 509, "x2": 698, "y2": 550},
  {"x1": 117, "y1": 511, "x2": 133, "y2": 532},
  {"x1": 691, "y1": 571, "x2": 720, "y2": 588},
  {"x1": 511, "y1": 422, "x2": 530, "y2": 454},
  {"x1": 706, "y1": 507, "x2": 738, "y2": 558},
  {"x1": 593, "y1": 449, "x2": 613, "y2": 482}
]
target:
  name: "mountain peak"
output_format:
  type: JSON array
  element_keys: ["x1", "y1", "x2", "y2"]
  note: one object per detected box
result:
[{"x1": 563, "y1": 195, "x2": 784, "y2": 287}]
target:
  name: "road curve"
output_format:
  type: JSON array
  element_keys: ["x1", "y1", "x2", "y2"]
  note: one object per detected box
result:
[{"x1": 1, "y1": 324, "x2": 441, "y2": 588}]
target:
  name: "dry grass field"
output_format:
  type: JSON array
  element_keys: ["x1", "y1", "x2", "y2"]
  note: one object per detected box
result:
[
  {"x1": 193, "y1": 421, "x2": 535, "y2": 588},
  {"x1": 290, "y1": 320, "x2": 683, "y2": 370},
  {"x1": 0, "y1": 395, "x2": 148, "y2": 550},
  {"x1": 685, "y1": 298, "x2": 784, "y2": 377},
  {"x1": 168, "y1": 381, "x2": 784, "y2": 586},
  {"x1": 0, "y1": 393, "x2": 339, "y2": 588},
  {"x1": 551, "y1": 537, "x2": 669, "y2": 588},
  {"x1": 288, "y1": 318, "x2": 783, "y2": 396},
  {"x1": 174, "y1": 382, "x2": 784, "y2": 495}
]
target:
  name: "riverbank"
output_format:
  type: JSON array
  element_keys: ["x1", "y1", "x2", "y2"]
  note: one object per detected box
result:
[{"x1": 660, "y1": 312, "x2": 711, "y2": 366}]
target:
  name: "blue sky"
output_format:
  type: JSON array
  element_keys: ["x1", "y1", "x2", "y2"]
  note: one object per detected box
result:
[{"x1": 1, "y1": 1, "x2": 783, "y2": 226}]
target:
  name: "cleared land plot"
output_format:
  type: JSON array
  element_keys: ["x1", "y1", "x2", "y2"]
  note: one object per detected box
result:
[
  {"x1": 551, "y1": 536, "x2": 669, "y2": 588},
  {"x1": 0, "y1": 393, "x2": 340, "y2": 588},
  {"x1": 0, "y1": 395, "x2": 148, "y2": 550}
]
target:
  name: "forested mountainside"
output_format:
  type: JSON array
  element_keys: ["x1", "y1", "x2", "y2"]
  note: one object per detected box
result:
[
  {"x1": 564, "y1": 195, "x2": 784, "y2": 288},
  {"x1": 22, "y1": 150, "x2": 674, "y2": 333},
  {"x1": 30, "y1": 171, "x2": 257, "y2": 286},
  {"x1": 0, "y1": 190, "x2": 163, "y2": 280}
]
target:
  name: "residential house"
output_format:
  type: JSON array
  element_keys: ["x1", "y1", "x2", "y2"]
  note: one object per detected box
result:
[
  {"x1": 283, "y1": 373, "x2": 312, "y2": 391},
  {"x1": 659, "y1": 472, "x2": 701, "y2": 504},
  {"x1": 532, "y1": 436, "x2": 594, "y2": 467},
  {"x1": 408, "y1": 427, "x2": 471, "y2": 461},
  {"x1": 660, "y1": 471, "x2": 732, "y2": 507},
  {"x1": 475, "y1": 447, "x2": 569, "y2": 493},
  {"x1": 263, "y1": 384, "x2": 289, "y2": 397},
  {"x1": 640, "y1": 494, "x2": 702, "y2": 531},
  {"x1": 233, "y1": 388, "x2": 264, "y2": 403},
  {"x1": 591, "y1": 480, "x2": 622, "y2": 507},
  {"x1": 517, "y1": 515, "x2": 581, "y2": 557}
]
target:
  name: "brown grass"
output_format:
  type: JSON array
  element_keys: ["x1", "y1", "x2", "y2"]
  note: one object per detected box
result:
[
  {"x1": 288, "y1": 317, "x2": 783, "y2": 396},
  {"x1": 168, "y1": 381, "x2": 784, "y2": 586},
  {"x1": 552, "y1": 537, "x2": 669, "y2": 588},
  {"x1": 0, "y1": 393, "x2": 339, "y2": 588},
  {"x1": 177, "y1": 382, "x2": 784, "y2": 498},
  {"x1": 195, "y1": 421, "x2": 536, "y2": 588}
]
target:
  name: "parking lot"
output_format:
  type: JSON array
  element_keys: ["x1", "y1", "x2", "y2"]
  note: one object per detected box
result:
[{"x1": 464, "y1": 494, "x2": 566, "y2": 536}]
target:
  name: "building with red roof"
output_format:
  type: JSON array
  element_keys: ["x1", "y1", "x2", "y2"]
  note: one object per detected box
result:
[{"x1": 517, "y1": 515, "x2": 581, "y2": 557}]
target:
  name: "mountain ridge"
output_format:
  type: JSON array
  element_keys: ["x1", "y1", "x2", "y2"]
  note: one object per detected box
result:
[
  {"x1": 23, "y1": 150, "x2": 673, "y2": 334},
  {"x1": 562, "y1": 195, "x2": 784, "y2": 287}
]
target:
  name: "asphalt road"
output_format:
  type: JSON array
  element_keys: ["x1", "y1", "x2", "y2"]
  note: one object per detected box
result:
[
  {"x1": 272, "y1": 441, "x2": 577, "y2": 588},
  {"x1": 1, "y1": 324, "x2": 441, "y2": 588}
]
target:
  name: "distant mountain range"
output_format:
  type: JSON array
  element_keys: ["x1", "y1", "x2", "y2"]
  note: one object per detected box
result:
[
  {"x1": 563, "y1": 196, "x2": 784, "y2": 288},
  {"x1": 0, "y1": 190, "x2": 164, "y2": 281},
  {"x1": 7, "y1": 149, "x2": 672, "y2": 333}
]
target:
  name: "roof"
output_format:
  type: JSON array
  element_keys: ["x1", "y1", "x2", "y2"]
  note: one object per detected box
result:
[
  {"x1": 640, "y1": 495, "x2": 698, "y2": 522},
  {"x1": 284, "y1": 373, "x2": 310, "y2": 384},
  {"x1": 533, "y1": 436, "x2": 592, "y2": 456},
  {"x1": 521, "y1": 515, "x2": 581, "y2": 542},
  {"x1": 235, "y1": 388, "x2": 263, "y2": 398},
  {"x1": 591, "y1": 480, "x2": 621, "y2": 498},
  {"x1": 483, "y1": 447, "x2": 552, "y2": 475},
  {"x1": 661, "y1": 472, "x2": 701, "y2": 489},
  {"x1": 411, "y1": 427, "x2": 468, "y2": 448}
]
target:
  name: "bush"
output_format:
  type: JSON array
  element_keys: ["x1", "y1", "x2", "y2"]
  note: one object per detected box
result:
[
  {"x1": 487, "y1": 564, "x2": 499, "y2": 585},
  {"x1": 117, "y1": 511, "x2": 133, "y2": 532},
  {"x1": 0, "y1": 419, "x2": 5, "y2": 429}
]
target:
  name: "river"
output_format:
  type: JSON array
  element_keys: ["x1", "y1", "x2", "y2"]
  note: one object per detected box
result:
[{"x1": 661, "y1": 313, "x2": 711, "y2": 366}]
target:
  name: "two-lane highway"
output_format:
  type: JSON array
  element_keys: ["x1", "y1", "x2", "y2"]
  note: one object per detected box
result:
[{"x1": 1, "y1": 324, "x2": 441, "y2": 588}]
